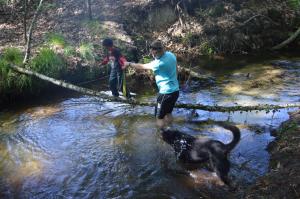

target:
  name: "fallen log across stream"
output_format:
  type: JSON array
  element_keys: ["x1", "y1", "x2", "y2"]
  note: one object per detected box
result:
[{"x1": 9, "y1": 64, "x2": 300, "y2": 112}]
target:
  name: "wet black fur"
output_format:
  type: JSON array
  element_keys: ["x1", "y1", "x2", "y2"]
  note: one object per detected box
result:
[{"x1": 160, "y1": 122, "x2": 241, "y2": 185}]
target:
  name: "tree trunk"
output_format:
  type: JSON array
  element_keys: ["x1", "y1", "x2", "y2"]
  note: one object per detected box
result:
[
  {"x1": 23, "y1": 0, "x2": 44, "y2": 64},
  {"x1": 87, "y1": 0, "x2": 92, "y2": 20},
  {"x1": 8, "y1": 64, "x2": 300, "y2": 112},
  {"x1": 272, "y1": 27, "x2": 300, "y2": 50},
  {"x1": 23, "y1": 0, "x2": 28, "y2": 43}
]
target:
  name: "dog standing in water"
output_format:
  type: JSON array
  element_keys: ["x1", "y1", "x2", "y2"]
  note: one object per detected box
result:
[{"x1": 160, "y1": 122, "x2": 241, "y2": 186}]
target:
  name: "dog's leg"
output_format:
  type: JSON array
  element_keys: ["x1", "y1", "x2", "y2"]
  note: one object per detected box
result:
[{"x1": 209, "y1": 153, "x2": 231, "y2": 186}]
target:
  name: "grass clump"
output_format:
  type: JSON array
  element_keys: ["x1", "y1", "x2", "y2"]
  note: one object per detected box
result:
[
  {"x1": 0, "y1": 47, "x2": 33, "y2": 92},
  {"x1": 2, "y1": 47, "x2": 23, "y2": 65},
  {"x1": 79, "y1": 43, "x2": 95, "y2": 64},
  {"x1": 30, "y1": 48, "x2": 66, "y2": 78},
  {"x1": 46, "y1": 33, "x2": 66, "y2": 48},
  {"x1": 63, "y1": 46, "x2": 77, "y2": 57}
]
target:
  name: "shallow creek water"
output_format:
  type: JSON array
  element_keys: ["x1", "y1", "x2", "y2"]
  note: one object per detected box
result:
[{"x1": 0, "y1": 56, "x2": 299, "y2": 198}]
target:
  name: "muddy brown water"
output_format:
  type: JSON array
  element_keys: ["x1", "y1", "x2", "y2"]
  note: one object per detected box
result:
[{"x1": 0, "y1": 56, "x2": 299, "y2": 198}]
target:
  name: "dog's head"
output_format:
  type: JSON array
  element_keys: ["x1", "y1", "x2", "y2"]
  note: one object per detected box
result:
[
  {"x1": 160, "y1": 128, "x2": 195, "y2": 146},
  {"x1": 160, "y1": 129, "x2": 181, "y2": 145}
]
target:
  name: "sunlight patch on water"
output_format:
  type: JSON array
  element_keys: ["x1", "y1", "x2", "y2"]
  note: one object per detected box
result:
[{"x1": 24, "y1": 106, "x2": 62, "y2": 120}]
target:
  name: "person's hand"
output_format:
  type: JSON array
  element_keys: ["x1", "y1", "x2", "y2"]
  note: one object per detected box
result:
[{"x1": 125, "y1": 62, "x2": 133, "y2": 67}]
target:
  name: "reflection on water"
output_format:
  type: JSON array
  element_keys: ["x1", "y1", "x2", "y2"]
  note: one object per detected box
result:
[{"x1": 0, "y1": 57, "x2": 299, "y2": 198}]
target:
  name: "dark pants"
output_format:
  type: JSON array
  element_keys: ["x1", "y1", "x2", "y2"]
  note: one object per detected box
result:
[
  {"x1": 109, "y1": 65, "x2": 123, "y2": 97},
  {"x1": 155, "y1": 91, "x2": 179, "y2": 119}
]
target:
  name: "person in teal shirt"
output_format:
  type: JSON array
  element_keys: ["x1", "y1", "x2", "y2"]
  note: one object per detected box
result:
[{"x1": 125, "y1": 40, "x2": 179, "y2": 128}]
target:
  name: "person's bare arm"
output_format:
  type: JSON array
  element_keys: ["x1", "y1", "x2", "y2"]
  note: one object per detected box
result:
[{"x1": 125, "y1": 62, "x2": 153, "y2": 70}]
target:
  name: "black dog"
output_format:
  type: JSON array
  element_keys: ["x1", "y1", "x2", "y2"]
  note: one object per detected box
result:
[{"x1": 160, "y1": 122, "x2": 241, "y2": 185}]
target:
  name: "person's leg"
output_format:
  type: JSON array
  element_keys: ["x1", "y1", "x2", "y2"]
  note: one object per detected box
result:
[
  {"x1": 117, "y1": 68, "x2": 123, "y2": 93},
  {"x1": 156, "y1": 118, "x2": 165, "y2": 129},
  {"x1": 156, "y1": 91, "x2": 179, "y2": 128},
  {"x1": 164, "y1": 113, "x2": 173, "y2": 127},
  {"x1": 109, "y1": 66, "x2": 119, "y2": 97}
]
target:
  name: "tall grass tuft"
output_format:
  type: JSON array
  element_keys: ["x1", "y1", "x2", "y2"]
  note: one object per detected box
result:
[
  {"x1": 0, "y1": 47, "x2": 32, "y2": 92},
  {"x1": 46, "y1": 33, "x2": 66, "y2": 48},
  {"x1": 2, "y1": 47, "x2": 23, "y2": 65},
  {"x1": 30, "y1": 48, "x2": 66, "y2": 78},
  {"x1": 79, "y1": 43, "x2": 95, "y2": 64}
]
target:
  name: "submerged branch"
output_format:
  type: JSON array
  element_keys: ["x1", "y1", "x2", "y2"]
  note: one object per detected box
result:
[{"x1": 9, "y1": 64, "x2": 300, "y2": 112}]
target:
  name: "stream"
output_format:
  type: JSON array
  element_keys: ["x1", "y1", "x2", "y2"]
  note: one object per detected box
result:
[{"x1": 0, "y1": 55, "x2": 299, "y2": 198}]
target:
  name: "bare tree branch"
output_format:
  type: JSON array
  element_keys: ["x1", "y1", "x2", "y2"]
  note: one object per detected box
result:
[
  {"x1": 272, "y1": 27, "x2": 300, "y2": 50},
  {"x1": 23, "y1": 0, "x2": 44, "y2": 63}
]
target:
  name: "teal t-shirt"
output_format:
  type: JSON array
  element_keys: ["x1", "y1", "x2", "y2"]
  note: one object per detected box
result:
[{"x1": 149, "y1": 51, "x2": 179, "y2": 94}]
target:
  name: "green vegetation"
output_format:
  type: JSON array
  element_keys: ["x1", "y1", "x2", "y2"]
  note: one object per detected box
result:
[
  {"x1": 83, "y1": 20, "x2": 108, "y2": 37},
  {"x1": 0, "y1": 47, "x2": 66, "y2": 101},
  {"x1": 63, "y1": 46, "x2": 77, "y2": 57},
  {"x1": 288, "y1": 0, "x2": 300, "y2": 9},
  {"x1": 46, "y1": 33, "x2": 66, "y2": 48},
  {"x1": 79, "y1": 43, "x2": 95, "y2": 63},
  {"x1": 29, "y1": 48, "x2": 66, "y2": 78},
  {"x1": 181, "y1": 32, "x2": 194, "y2": 46},
  {"x1": 141, "y1": 55, "x2": 152, "y2": 64},
  {"x1": 199, "y1": 41, "x2": 215, "y2": 55},
  {"x1": 0, "y1": 48, "x2": 29, "y2": 92},
  {"x1": 42, "y1": 2, "x2": 57, "y2": 11}
]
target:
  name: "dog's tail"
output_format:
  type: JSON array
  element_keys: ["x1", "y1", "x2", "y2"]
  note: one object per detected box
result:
[{"x1": 216, "y1": 122, "x2": 241, "y2": 152}]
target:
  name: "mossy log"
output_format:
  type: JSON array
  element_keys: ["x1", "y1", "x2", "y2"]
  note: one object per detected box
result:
[{"x1": 9, "y1": 64, "x2": 300, "y2": 112}]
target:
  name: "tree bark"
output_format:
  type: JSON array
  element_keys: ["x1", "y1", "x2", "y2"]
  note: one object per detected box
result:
[
  {"x1": 23, "y1": 0, "x2": 44, "y2": 64},
  {"x1": 23, "y1": 0, "x2": 28, "y2": 43},
  {"x1": 272, "y1": 27, "x2": 300, "y2": 50},
  {"x1": 87, "y1": 0, "x2": 92, "y2": 20},
  {"x1": 8, "y1": 64, "x2": 300, "y2": 112}
]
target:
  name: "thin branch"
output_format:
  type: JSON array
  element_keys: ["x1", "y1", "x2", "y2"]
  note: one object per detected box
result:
[
  {"x1": 272, "y1": 27, "x2": 300, "y2": 50},
  {"x1": 23, "y1": 0, "x2": 44, "y2": 64}
]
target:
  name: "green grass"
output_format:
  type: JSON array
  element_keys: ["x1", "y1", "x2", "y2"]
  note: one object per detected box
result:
[
  {"x1": 30, "y1": 48, "x2": 66, "y2": 78},
  {"x1": 46, "y1": 33, "x2": 66, "y2": 48},
  {"x1": 199, "y1": 41, "x2": 215, "y2": 55},
  {"x1": 288, "y1": 0, "x2": 300, "y2": 10},
  {"x1": 63, "y1": 45, "x2": 77, "y2": 57},
  {"x1": 79, "y1": 43, "x2": 95, "y2": 63},
  {"x1": 0, "y1": 47, "x2": 32, "y2": 92},
  {"x1": 83, "y1": 20, "x2": 108, "y2": 37},
  {"x1": 2, "y1": 47, "x2": 23, "y2": 65}
]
